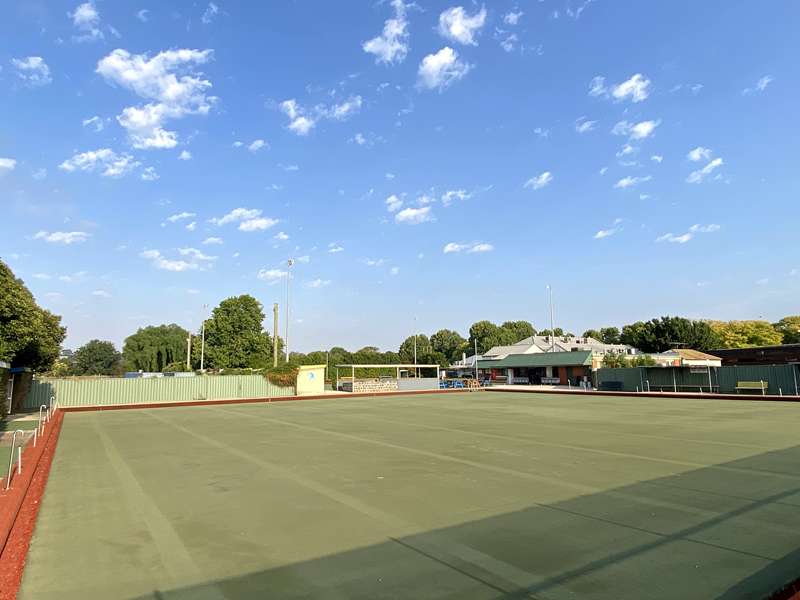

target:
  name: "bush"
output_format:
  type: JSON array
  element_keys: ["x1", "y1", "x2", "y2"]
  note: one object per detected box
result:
[{"x1": 264, "y1": 365, "x2": 298, "y2": 387}]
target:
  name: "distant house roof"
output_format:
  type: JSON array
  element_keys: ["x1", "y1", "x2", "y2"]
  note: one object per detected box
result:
[
  {"x1": 661, "y1": 349, "x2": 720, "y2": 361},
  {"x1": 484, "y1": 335, "x2": 638, "y2": 359},
  {"x1": 480, "y1": 350, "x2": 593, "y2": 369}
]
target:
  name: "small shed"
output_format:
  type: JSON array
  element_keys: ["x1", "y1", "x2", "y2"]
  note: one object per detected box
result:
[{"x1": 296, "y1": 365, "x2": 326, "y2": 395}]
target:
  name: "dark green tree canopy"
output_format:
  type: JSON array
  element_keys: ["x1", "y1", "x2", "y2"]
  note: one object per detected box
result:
[
  {"x1": 500, "y1": 320, "x2": 536, "y2": 342},
  {"x1": 620, "y1": 316, "x2": 718, "y2": 353},
  {"x1": 73, "y1": 340, "x2": 122, "y2": 376},
  {"x1": 772, "y1": 316, "x2": 800, "y2": 344},
  {"x1": 0, "y1": 260, "x2": 65, "y2": 371},
  {"x1": 430, "y1": 329, "x2": 468, "y2": 363},
  {"x1": 204, "y1": 295, "x2": 275, "y2": 369},
  {"x1": 123, "y1": 324, "x2": 189, "y2": 372}
]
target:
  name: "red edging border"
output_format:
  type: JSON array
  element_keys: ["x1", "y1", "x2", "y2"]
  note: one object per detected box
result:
[
  {"x1": 483, "y1": 386, "x2": 800, "y2": 403},
  {"x1": 0, "y1": 410, "x2": 64, "y2": 599}
]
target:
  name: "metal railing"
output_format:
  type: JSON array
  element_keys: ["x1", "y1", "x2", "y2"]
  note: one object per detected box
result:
[{"x1": 5, "y1": 429, "x2": 25, "y2": 491}]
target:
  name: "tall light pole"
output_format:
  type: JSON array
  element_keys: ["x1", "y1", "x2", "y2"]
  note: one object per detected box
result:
[
  {"x1": 474, "y1": 338, "x2": 479, "y2": 382},
  {"x1": 547, "y1": 284, "x2": 556, "y2": 353},
  {"x1": 186, "y1": 334, "x2": 192, "y2": 371},
  {"x1": 200, "y1": 303, "x2": 208, "y2": 373},
  {"x1": 285, "y1": 258, "x2": 294, "y2": 363},
  {"x1": 413, "y1": 316, "x2": 418, "y2": 377},
  {"x1": 273, "y1": 303, "x2": 279, "y2": 368}
]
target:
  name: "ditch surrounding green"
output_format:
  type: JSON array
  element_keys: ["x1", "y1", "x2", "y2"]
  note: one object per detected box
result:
[{"x1": 18, "y1": 392, "x2": 800, "y2": 599}]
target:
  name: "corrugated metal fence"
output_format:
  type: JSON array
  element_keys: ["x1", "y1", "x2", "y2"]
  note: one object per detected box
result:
[
  {"x1": 597, "y1": 365, "x2": 800, "y2": 395},
  {"x1": 23, "y1": 375, "x2": 295, "y2": 410}
]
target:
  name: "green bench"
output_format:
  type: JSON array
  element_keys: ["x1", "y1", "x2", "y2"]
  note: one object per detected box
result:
[{"x1": 735, "y1": 381, "x2": 768, "y2": 395}]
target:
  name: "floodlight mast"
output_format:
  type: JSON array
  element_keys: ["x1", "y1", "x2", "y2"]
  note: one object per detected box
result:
[
  {"x1": 200, "y1": 303, "x2": 208, "y2": 372},
  {"x1": 547, "y1": 284, "x2": 556, "y2": 353},
  {"x1": 285, "y1": 259, "x2": 294, "y2": 362}
]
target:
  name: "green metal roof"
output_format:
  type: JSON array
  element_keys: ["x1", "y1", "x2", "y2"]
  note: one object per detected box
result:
[{"x1": 479, "y1": 350, "x2": 593, "y2": 369}]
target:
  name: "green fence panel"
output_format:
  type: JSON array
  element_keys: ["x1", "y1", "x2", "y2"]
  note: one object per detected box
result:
[
  {"x1": 597, "y1": 365, "x2": 800, "y2": 395},
  {"x1": 717, "y1": 365, "x2": 800, "y2": 396},
  {"x1": 23, "y1": 375, "x2": 295, "y2": 410}
]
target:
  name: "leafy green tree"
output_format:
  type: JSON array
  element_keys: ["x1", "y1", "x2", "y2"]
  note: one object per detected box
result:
[
  {"x1": 500, "y1": 320, "x2": 536, "y2": 343},
  {"x1": 620, "y1": 316, "x2": 719, "y2": 352},
  {"x1": 583, "y1": 329, "x2": 601, "y2": 340},
  {"x1": 430, "y1": 329, "x2": 468, "y2": 363},
  {"x1": 538, "y1": 328, "x2": 565, "y2": 337},
  {"x1": 399, "y1": 334, "x2": 433, "y2": 363},
  {"x1": 72, "y1": 340, "x2": 122, "y2": 376},
  {"x1": 599, "y1": 327, "x2": 621, "y2": 344},
  {"x1": 773, "y1": 316, "x2": 800, "y2": 344},
  {"x1": 203, "y1": 295, "x2": 275, "y2": 369},
  {"x1": 709, "y1": 320, "x2": 783, "y2": 348},
  {"x1": 123, "y1": 324, "x2": 189, "y2": 372},
  {"x1": 0, "y1": 260, "x2": 66, "y2": 371}
]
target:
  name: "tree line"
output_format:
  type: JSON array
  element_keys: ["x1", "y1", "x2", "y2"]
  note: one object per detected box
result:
[{"x1": 2, "y1": 260, "x2": 799, "y2": 377}]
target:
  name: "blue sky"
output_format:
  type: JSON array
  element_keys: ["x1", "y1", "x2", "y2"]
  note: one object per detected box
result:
[{"x1": 1, "y1": 1, "x2": 798, "y2": 353}]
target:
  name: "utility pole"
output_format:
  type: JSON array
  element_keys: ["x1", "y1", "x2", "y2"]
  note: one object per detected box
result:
[
  {"x1": 186, "y1": 334, "x2": 192, "y2": 371},
  {"x1": 547, "y1": 284, "x2": 556, "y2": 353},
  {"x1": 285, "y1": 259, "x2": 294, "y2": 363},
  {"x1": 200, "y1": 303, "x2": 208, "y2": 373},
  {"x1": 273, "y1": 303, "x2": 279, "y2": 367}
]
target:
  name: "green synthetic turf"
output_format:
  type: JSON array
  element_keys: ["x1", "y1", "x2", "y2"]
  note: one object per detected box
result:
[{"x1": 18, "y1": 392, "x2": 800, "y2": 600}]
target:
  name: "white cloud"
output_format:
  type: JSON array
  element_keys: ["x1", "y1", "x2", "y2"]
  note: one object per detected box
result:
[
  {"x1": 178, "y1": 247, "x2": 216, "y2": 262},
  {"x1": 612, "y1": 119, "x2": 660, "y2": 140},
  {"x1": 201, "y1": 2, "x2": 219, "y2": 24},
  {"x1": 363, "y1": 0, "x2": 409, "y2": 65},
  {"x1": 533, "y1": 127, "x2": 549, "y2": 139},
  {"x1": 443, "y1": 242, "x2": 493, "y2": 254},
  {"x1": 656, "y1": 232, "x2": 693, "y2": 244},
  {"x1": 524, "y1": 171, "x2": 553, "y2": 190},
  {"x1": 91, "y1": 289, "x2": 112, "y2": 298},
  {"x1": 274, "y1": 231, "x2": 289, "y2": 241},
  {"x1": 594, "y1": 228, "x2": 618, "y2": 239},
  {"x1": 32, "y1": 273, "x2": 51, "y2": 280},
  {"x1": 687, "y1": 146, "x2": 712, "y2": 162},
  {"x1": 210, "y1": 207, "x2": 261, "y2": 226},
  {"x1": 178, "y1": 150, "x2": 192, "y2": 160},
  {"x1": 575, "y1": 117, "x2": 596, "y2": 133},
  {"x1": 363, "y1": 258, "x2": 386, "y2": 267},
  {"x1": 612, "y1": 73, "x2": 651, "y2": 102},
  {"x1": 395, "y1": 206, "x2": 434, "y2": 224},
  {"x1": 306, "y1": 278, "x2": 331, "y2": 289},
  {"x1": 248, "y1": 139, "x2": 266, "y2": 152},
  {"x1": 686, "y1": 157, "x2": 723, "y2": 184},
  {"x1": 503, "y1": 10, "x2": 523, "y2": 25},
  {"x1": 441, "y1": 189, "x2": 470, "y2": 206},
  {"x1": 279, "y1": 99, "x2": 316, "y2": 136},
  {"x1": 167, "y1": 211, "x2": 196, "y2": 223},
  {"x1": 32, "y1": 168, "x2": 47, "y2": 180},
  {"x1": 352, "y1": 132, "x2": 368, "y2": 146},
  {"x1": 59, "y1": 148, "x2": 140, "y2": 178},
  {"x1": 417, "y1": 47, "x2": 472, "y2": 91},
  {"x1": 185, "y1": 221, "x2": 196, "y2": 231},
  {"x1": 756, "y1": 277, "x2": 769, "y2": 286},
  {"x1": 34, "y1": 231, "x2": 89, "y2": 244},
  {"x1": 614, "y1": 175, "x2": 651, "y2": 189},
  {"x1": 328, "y1": 96, "x2": 362, "y2": 120},
  {"x1": 498, "y1": 32, "x2": 519, "y2": 53},
  {"x1": 599, "y1": 166, "x2": 608, "y2": 175},
  {"x1": 238, "y1": 217, "x2": 278, "y2": 232},
  {"x1": 438, "y1": 6, "x2": 487, "y2": 46},
  {"x1": 141, "y1": 166, "x2": 159, "y2": 181},
  {"x1": 296, "y1": 255, "x2": 310, "y2": 264},
  {"x1": 651, "y1": 155, "x2": 663, "y2": 163},
  {"x1": 82, "y1": 116, "x2": 105, "y2": 132},
  {"x1": 616, "y1": 144, "x2": 636, "y2": 158},
  {"x1": 385, "y1": 194, "x2": 403, "y2": 213},
  {"x1": 202, "y1": 237, "x2": 223, "y2": 245},
  {"x1": 96, "y1": 48, "x2": 215, "y2": 149},
  {"x1": 0, "y1": 158, "x2": 17, "y2": 174},
  {"x1": 688, "y1": 223, "x2": 720, "y2": 233},
  {"x1": 11, "y1": 56, "x2": 52, "y2": 87},
  {"x1": 136, "y1": 9, "x2": 149, "y2": 22},
  {"x1": 256, "y1": 268, "x2": 287, "y2": 284},
  {"x1": 140, "y1": 249, "x2": 197, "y2": 272},
  {"x1": 588, "y1": 76, "x2": 606, "y2": 97},
  {"x1": 656, "y1": 224, "x2": 719, "y2": 245},
  {"x1": 743, "y1": 75, "x2": 773, "y2": 95},
  {"x1": 69, "y1": 2, "x2": 103, "y2": 41},
  {"x1": 328, "y1": 243, "x2": 344, "y2": 253}
]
